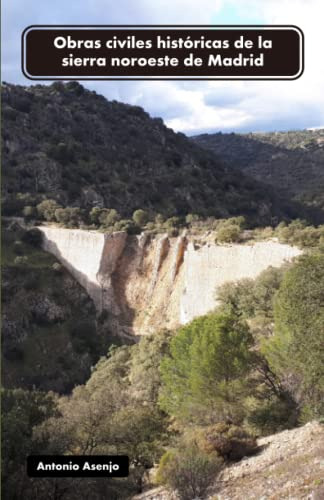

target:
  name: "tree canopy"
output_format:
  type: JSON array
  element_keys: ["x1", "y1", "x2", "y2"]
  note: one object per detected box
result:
[
  {"x1": 159, "y1": 312, "x2": 254, "y2": 424},
  {"x1": 263, "y1": 254, "x2": 324, "y2": 419}
]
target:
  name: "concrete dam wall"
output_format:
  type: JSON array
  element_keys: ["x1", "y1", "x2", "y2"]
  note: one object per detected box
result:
[{"x1": 40, "y1": 227, "x2": 302, "y2": 337}]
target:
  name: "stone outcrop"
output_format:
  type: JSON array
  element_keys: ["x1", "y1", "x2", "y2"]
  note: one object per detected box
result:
[
  {"x1": 97, "y1": 232, "x2": 128, "y2": 313},
  {"x1": 39, "y1": 227, "x2": 302, "y2": 336},
  {"x1": 149, "y1": 235, "x2": 170, "y2": 295}
]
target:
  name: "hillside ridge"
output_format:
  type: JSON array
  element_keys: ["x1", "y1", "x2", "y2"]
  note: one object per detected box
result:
[
  {"x1": 193, "y1": 129, "x2": 324, "y2": 213},
  {"x1": 2, "y1": 82, "x2": 304, "y2": 224}
]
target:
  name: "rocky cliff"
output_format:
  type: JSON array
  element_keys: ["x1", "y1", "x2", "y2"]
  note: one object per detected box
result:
[{"x1": 39, "y1": 227, "x2": 302, "y2": 337}]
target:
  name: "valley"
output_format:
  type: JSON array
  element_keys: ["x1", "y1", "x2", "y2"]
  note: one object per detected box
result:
[
  {"x1": 193, "y1": 129, "x2": 324, "y2": 213},
  {"x1": 1, "y1": 82, "x2": 324, "y2": 500}
]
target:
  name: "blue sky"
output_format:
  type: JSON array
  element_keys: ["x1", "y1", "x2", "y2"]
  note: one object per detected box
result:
[
  {"x1": 2, "y1": 0, "x2": 324, "y2": 135},
  {"x1": 212, "y1": 4, "x2": 263, "y2": 24}
]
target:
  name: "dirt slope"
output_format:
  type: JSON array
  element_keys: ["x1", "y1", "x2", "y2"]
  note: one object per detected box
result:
[
  {"x1": 213, "y1": 421, "x2": 324, "y2": 500},
  {"x1": 134, "y1": 421, "x2": 324, "y2": 500}
]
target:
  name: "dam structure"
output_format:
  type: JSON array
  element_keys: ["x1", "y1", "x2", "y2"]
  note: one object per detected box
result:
[{"x1": 40, "y1": 226, "x2": 302, "y2": 337}]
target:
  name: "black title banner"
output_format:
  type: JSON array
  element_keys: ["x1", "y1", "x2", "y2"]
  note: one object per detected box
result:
[
  {"x1": 22, "y1": 25, "x2": 304, "y2": 80},
  {"x1": 27, "y1": 455, "x2": 129, "y2": 478}
]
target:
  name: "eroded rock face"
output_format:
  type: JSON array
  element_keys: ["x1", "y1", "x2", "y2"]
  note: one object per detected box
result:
[
  {"x1": 97, "y1": 232, "x2": 128, "y2": 314},
  {"x1": 39, "y1": 227, "x2": 302, "y2": 336}
]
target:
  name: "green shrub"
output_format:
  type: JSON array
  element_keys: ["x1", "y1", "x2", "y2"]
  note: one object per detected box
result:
[
  {"x1": 65, "y1": 81, "x2": 84, "y2": 95},
  {"x1": 159, "y1": 312, "x2": 253, "y2": 424},
  {"x1": 275, "y1": 220, "x2": 324, "y2": 248},
  {"x1": 132, "y1": 209, "x2": 149, "y2": 226},
  {"x1": 165, "y1": 216, "x2": 183, "y2": 229},
  {"x1": 145, "y1": 222, "x2": 156, "y2": 231},
  {"x1": 217, "y1": 224, "x2": 241, "y2": 243},
  {"x1": 89, "y1": 207, "x2": 102, "y2": 225},
  {"x1": 224, "y1": 216, "x2": 246, "y2": 229},
  {"x1": 246, "y1": 397, "x2": 298, "y2": 435},
  {"x1": 185, "y1": 213, "x2": 200, "y2": 224},
  {"x1": 217, "y1": 266, "x2": 285, "y2": 321},
  {"x1": 263, "y1": 254, "x2": 324, "y2": 421},
  {"x1": 156, "y1": 443, "x2": 221, "y2": 500},
  {"x1": 51, "y1": 81, "x2": 65, "y2": 92},
  {"x1": 99, "y1": 208, "x2": 121, "y2": 227},
  {"x1": 113, "y1": 219, "x2": 139, "y2": 234},
  {"x1": 37, "y1": 199, "x2": 61, "y2": 221},
  {"x1": 54, "y1": 207, "x2": 82, "y2": 227},
  {"x1": 155, "y1": 213, "x2": 165, "y2": 225},
  {"x1": 202, "y1": 423, "x2": 258, "y2": 461}
]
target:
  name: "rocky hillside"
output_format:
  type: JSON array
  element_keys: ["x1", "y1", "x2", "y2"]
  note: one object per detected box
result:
[
  {"x1": 2, "y1": 82, "x2": 301, "y2": 224},
  {"x1": 213, "y1": 421, "x2": 324, "y2": 499},
  {"x1": 135, "y1": 421, "x2": 324, "y2": 500},
  {"x1": 1, "y1": 220, "x2": 121, "y2": 393},
  {"x1": 193, "y1": 130, "x2": 324, "y2": 213}
]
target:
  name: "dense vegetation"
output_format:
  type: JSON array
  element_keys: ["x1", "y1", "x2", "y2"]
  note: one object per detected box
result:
[
  {"x1": 2, "y1": 251, "x2": 323, "y2": 499},
  {"x1": 194, "y1": 130, "x2": 324, "y2": 216},
  {"x1": 264, "y1": 255, "x2": 324, "y2": 421},
  {"x1": 2, "y1": 82, "x2": 307, "y2": 226},
  {"x1": 9, "y1": 193, "x2": 324, "y2": 250}
]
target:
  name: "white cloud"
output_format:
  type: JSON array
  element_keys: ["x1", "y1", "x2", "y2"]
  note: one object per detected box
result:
[
  {"x1": 161, "y1": 0, "x2": 324, "y2": 133},
  {"x1": 2, "y1": 0, "x2": 324, "y2": 133}
]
